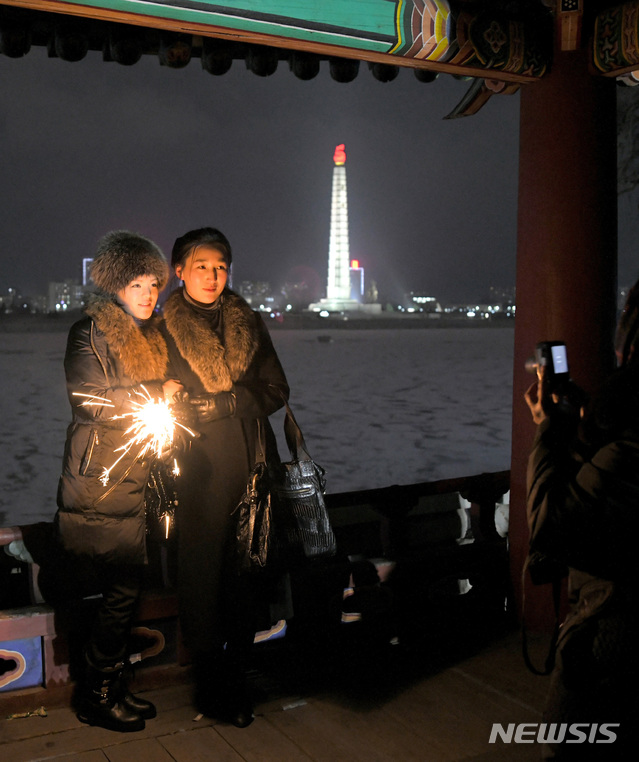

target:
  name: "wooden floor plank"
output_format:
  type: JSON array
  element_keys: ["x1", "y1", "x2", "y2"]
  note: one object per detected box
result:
[
  {"x1": 0, "y1": 632, "x2": 556, "y2": 762},
  {"x1": 0, "y1": 683, "x2": 195, "y2": 744},
  {"x1": 46, "y1": 752, "x2": 107, "y2": 762},
  {"x1": 449, "y1": 635, "x2": 550, "y2": 710},
  {"x1": 159, "y1": 725, "x2": 245, "y2": 762},
  {"x1": 0, "y1": 689, "x2": 217, "y2": 762},
  {"x1": 1, "y1": 705, "x2": 81, "y2": 743},
  {"x1": 266, "y1": 699, "x2": 425, "y2": 762},
  {"x1": 216, "y1": 713, "x2": 314, "y2": 762},
  {"x1": 377, "y1": 667, "x2": 541, "y2": 759},
  {"x1": 104, "y1": 736, "x2": 177, "y2": 762},
  {"x1": 460, "y1": 745, "x2": 544, "y2": 761},
  {"x1": 295, "y1": 696, "x2": 443, "y2": 762},
  {"x1": 312, "y1": 693, "x2": 466, "y2": 762}
]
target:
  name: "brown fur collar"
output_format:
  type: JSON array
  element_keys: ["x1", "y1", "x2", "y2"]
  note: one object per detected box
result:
[
  {"x1": 163, "y1": 288, "x2": 259, "y2": 393},
  {"x1": 85, "y1": 294, "x2": 168, "y2": 382}
]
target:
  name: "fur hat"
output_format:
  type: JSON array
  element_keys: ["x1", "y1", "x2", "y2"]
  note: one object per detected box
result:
[
  {"x1": 171, "y1": 227, "x2": 232, "y2": 269},
  {"x1": 90, "y1": 231, "x2": 169, "y2": 295}
]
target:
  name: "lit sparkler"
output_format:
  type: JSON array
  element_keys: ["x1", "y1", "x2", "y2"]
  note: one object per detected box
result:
[{"x1": 73, "y1": 386, "x2": 195, "y2": 486}]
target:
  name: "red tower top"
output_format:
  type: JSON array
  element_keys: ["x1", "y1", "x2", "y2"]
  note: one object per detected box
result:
[{"x1": 333, "y1": 144, "x2": 346, "y2": 165}]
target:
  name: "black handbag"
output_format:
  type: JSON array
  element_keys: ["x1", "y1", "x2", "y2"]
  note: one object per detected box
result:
[
  {"x1": 232, "y1": 400, "x2": 336, "y2": 573},
  {"x1": 233, "y1": 420, "x2": 273, "y2": 573},
  {"x1": 272, "y1": 399, "x2": 336, "y2": 564},
  {"x1": 144, "y1": 460, "x2": 178, "y2": 541}
]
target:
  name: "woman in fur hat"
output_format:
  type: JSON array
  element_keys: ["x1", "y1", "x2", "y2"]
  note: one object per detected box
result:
[
  {"x1": 161, "y1": 227, "x2": 289, "y2": 728},
  {"x1": 56, "y1": 230, "x2": 173, "y2": 733}
]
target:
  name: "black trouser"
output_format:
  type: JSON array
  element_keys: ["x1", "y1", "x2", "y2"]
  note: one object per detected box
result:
[
  {"x1": 176, "y1": 420, "x2": 258, "y2": 656},
  {"x1": 88, "y1": 563, "x2": 144, "y2": 667}
]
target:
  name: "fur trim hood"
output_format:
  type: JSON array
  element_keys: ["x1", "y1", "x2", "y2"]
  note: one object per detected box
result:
[
  {"x1": 85, "y1": 293, "x2": 168, "y2": 382},
  {"x1": 90, "y1": 230, "x2": 169, "y2": 295},
  {"x1": 163, "y1": 289, "x2": 259, "y2": 393}
]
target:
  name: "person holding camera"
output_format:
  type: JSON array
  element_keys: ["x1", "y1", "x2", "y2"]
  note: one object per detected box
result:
[{"x1": 524, "y1": 287, "x2": 639, "y2": 759}]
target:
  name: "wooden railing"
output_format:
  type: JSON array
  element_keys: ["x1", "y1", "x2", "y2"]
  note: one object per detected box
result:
[{"x1": 1, "y1": 470, "x2": 510, "y2": 709}]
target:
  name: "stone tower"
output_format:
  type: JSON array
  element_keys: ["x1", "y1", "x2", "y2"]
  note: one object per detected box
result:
[
  {"x1": 326, "y1": 143, "x2": 351, "y2": 303},
  {"x1": 309, "y1": 144, "x2": 365, "y2": 313}
]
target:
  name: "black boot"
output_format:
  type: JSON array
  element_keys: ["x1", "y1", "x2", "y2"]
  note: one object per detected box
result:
[
  {"x1": 76, "y1": 653, "x2": 145, "y2": 732},
  {"x1": 120, "y1": 661, "x2": 157, "y2": 720},
  {"x1": 193, "y1": 650, "x2": 254, "y2": 728},
  {"x1": 222, "y1": 651, "x2": 254, "y2": 729},
  {"x1": 222, "y1": 681, "x2": 254, "y2": 729},
  {"x1": 193, "y1": 649, "x2": 225, "y2": 718}
]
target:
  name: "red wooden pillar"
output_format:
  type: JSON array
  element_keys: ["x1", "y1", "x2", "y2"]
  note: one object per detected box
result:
[{"x1": 509, "y1": 36, "x2": 617, "y2": 629}]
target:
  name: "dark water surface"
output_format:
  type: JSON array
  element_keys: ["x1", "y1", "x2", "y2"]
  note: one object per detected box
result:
[{"x1": 0, "y1": 326, "x2": 514, "y2": 526}]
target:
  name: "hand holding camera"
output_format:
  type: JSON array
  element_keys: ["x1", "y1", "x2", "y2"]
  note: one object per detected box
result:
[{"x1": 525, "y1": 341, "x2": 586, "y2": 424}]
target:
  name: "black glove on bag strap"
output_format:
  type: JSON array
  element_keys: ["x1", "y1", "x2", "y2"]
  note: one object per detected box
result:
[
  {"x1": 282, "y1": 399, "x2": 312, "y2": 463},
  {"x1": 268, "y1": 385, "x2": 311, "y2": 463}
]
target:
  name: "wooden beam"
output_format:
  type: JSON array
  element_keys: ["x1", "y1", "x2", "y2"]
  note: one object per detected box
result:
[
  {"x1": 0, "y1": 0, "x2": 544, "y2": 83},
  {"x1": 592, "y1": 1, "x2": 639, "y2": 76}
]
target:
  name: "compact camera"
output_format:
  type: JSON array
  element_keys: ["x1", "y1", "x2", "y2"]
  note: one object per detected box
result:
[{"x1": 525, "y1": 341, "x2": 570, "y2": 390}]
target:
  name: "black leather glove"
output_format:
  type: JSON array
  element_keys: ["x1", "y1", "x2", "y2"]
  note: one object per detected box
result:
[
  {"x1": 170, "y1": 399, "x2": 199, "y2": 430},
  {"x1": 189, "y1": 391, "x2": 237, "y2": 423},
  {"x1": 158, "y1": 400, "x2": 199, "y2": 462}
]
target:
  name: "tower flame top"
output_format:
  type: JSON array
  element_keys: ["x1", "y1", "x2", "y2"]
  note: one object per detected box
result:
[{"x1": 333, "y1": 144, "x2": 346, "y2": 165}]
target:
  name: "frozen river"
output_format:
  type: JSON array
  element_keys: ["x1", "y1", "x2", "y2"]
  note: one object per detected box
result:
[{"x1": 0, "y1": 324, "x2": 514, "y2": 527}]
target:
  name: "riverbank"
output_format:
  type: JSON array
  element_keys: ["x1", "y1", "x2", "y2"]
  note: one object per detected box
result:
[{"x1": 0, "y1": 310, "x2": 514, "y2": 332}]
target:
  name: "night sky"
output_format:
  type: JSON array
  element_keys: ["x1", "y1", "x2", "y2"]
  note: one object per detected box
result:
[{"x1": 1, "y1": 45, "x2": 636, "y2": 304}]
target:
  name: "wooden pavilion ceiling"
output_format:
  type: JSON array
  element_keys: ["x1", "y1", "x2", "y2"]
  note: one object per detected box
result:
[
  {"x1": 0, "y1": 2, "x2": 549, "y2": 77},
  {"x1": 1, "y1": 2, "x2": 639, "y2": 115}
]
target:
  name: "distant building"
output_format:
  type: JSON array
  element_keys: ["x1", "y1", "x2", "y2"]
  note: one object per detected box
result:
[
  {"x1": 28, "y1": 295, "x2": 48, "y2": 314},
  {"x1": 0, "y1": 287, "x2": 21, "y2": 313},
  {"x1": 48, "y1": 280, "x2": 87, "y2": 313},
  {"x1": 236, "y1": 280, "x2": 283, "y2": 313},
  {"x1": 82, "y1": 258, "x2": 94, "y2": 287},
  {"x1": 237, "y1": 280, "x2": 273, "y2": 307},
  {"x1": 349, "y1": 259, "x2": 364, "y2": 302},
  {"x1": 488, "y1": 285, "x2": 515, "y2": 307},
  {"x1": 403, "y1": 293, "x2": 443, "y2": 313},
  {"x1": 444, "y1": 302, "x2": 515, "y2": 319}
]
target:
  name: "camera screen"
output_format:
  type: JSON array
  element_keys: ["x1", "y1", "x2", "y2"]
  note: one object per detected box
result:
[{"x1": 551, "y1": 344, "x2": 569, "y2": 375}]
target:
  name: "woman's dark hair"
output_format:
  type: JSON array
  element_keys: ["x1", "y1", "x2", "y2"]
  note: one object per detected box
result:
[
  {"x1": 616, "y1": 281, "x2": 639, "y2": 367},
  {"x1": 171, "y1": 227, "x2": 232, "y2": 269}
]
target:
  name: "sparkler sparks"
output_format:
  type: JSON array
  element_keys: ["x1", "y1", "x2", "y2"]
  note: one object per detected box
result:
[{"x1": 73, "y1": 386, "x2": 195, "y2": 486}]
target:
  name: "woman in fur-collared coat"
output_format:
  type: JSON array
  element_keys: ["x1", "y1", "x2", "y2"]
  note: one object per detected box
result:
[
  {"x1": 56, "y1": 231, "x2": 172, "y2": 733},
  {"x1": 161, "y1": 227, "x2": 289, "y2": 729}
]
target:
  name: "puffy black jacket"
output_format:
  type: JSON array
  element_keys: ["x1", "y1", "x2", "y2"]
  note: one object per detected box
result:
[{"x1": 56, "y1": 295, "x2": 168, "y2": 565}]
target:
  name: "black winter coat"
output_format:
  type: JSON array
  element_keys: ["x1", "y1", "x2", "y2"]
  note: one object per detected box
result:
[
  {"x1": 56, "y1": 295, "x2": 168, "y2": 565},
  {"x1": 527, "y1": 368, "x2": 639, "y2": 585},
  {"x1": 526, "y1": 369, "x2": 639, "y2": 748},
  {"x1": 162, "y1": 288, "x2": 289, "y2": 467},
  {"x1": 161, "y1": 288, "x2": 289, "y2": 653}
]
